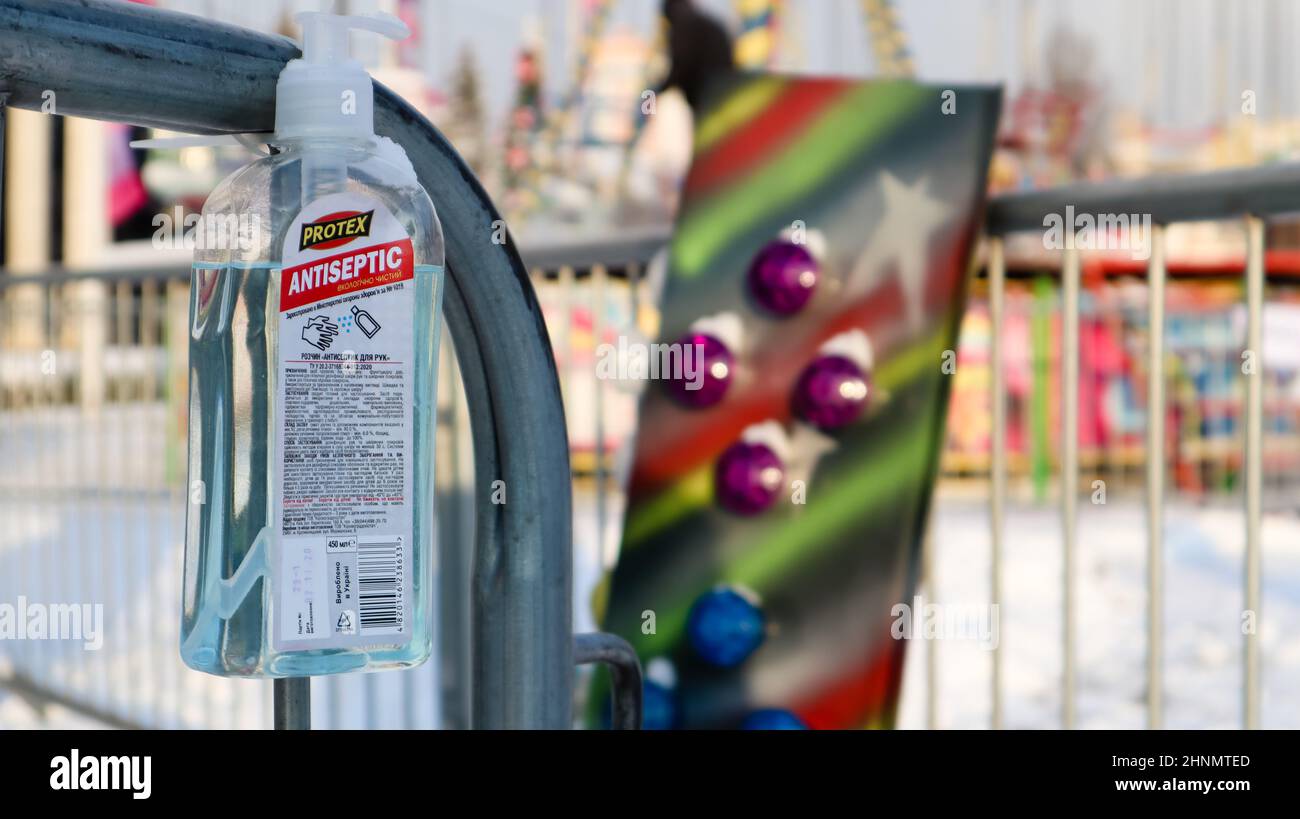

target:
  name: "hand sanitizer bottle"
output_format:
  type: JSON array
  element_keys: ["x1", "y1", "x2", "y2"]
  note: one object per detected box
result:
[{"x1": 182, "y1": 10, "x2": 444, "y2": 677}]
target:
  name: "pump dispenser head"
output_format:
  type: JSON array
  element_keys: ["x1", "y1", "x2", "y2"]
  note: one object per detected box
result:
[{"x1": 274, "y1": 11, "x2": 410, "y2": 140}]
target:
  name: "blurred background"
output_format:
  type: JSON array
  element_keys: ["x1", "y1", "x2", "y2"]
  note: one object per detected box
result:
[{"x1": 3, "y1": 0, "x2": 1300, "y2": 729}]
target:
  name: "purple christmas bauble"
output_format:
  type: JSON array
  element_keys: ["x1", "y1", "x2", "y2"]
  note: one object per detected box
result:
[
  {"x1": 747, "y1": 240, "x2": 819, "y2": 315},
  {"x1": 792, "y1": 354, "x2": 870, "y2": 429},
  {"x1": 665, "y1": 332, "x2": 733, "y2": 408},
  {"x1": 714, "y1": 440, "x2": 784, "y2": 515}
]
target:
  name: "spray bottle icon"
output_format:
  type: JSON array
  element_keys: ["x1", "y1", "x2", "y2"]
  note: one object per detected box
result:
[{"x1": 351, "y1": 304, "x2": 381, "y2": 339}]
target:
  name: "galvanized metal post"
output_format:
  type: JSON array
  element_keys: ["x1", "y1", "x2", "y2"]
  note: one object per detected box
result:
[
  {"x1": 0, "y1": 0, "x2": 574, "y2": 729},
  {"x1": 273, "y1": 678, "x2": 311, "y2": 730}
]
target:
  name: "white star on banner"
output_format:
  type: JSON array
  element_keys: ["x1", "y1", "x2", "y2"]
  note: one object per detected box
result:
[{"x1": 845, "y1": 172, "x2": 950, "y2": 331}]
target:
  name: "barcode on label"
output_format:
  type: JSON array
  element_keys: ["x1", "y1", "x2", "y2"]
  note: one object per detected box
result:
[{"x1": 357, "y1": 537, "x2": 402, "y2": 633}]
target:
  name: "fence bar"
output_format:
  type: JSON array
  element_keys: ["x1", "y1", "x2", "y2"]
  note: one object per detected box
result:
[
  {"x1": 0, "y1": 670, "x2": 143, "y2": 730},
  {"x1": 922, "y1": 521, "x2": 937, "y2": 729},
  {"x1": 592, "y1": 263, "x2": 608, "y2": 560},
  {"x1": 988, "y1": 238, "x2": 1005, "y2": 730},
  {"x1": 1244, "y1": 216, "x2": 1264, "y2": 730},
  {"x1": 986, "y1": 162, "x2": 1300, "y2": 234},
  {"x1": 559, "y1": 265, "x2": 575, "y2": 394},
  {"x1": 521, "y1": 225, "x2": 670, "y2": 272},
  {"x1": 1061, "y1": 243, "x2": 1079, "y2": 730},
  {"x1": 627, "y1": 262, "x2": 641, "y2": 328},
  {"x1": 1145, "y1": 225, "x2": 1166, "y2": 729}
]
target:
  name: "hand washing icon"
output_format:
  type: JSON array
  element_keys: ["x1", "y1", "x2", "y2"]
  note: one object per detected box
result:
[
  {"x1": 301, "y1": 315, "x2": 340, "y2": 351},
  {"x1": 351, "y1": 305, "x2": 382, "y2": 339}
]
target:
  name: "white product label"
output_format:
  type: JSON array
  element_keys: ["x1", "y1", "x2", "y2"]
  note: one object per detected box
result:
[{"x1": 273, "y1": 193, "x2": 414, "y2": 652}]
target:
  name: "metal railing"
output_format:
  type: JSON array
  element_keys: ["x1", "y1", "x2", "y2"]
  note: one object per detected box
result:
[
  {"x1": 0, "y1": 0, "x2": 648, "y2": 730},
  {"x1": 1, "y1": 0, "x2": 1292, "y2": 732},
  {"x1": 3, "y1": 166, "x2": 1292, "y2": 729},
  {"x1": 978, "y1": 163, "x2": 1300, "y2": 730},
  {"x1": 0, "y1": 240, "x2": 654, "y2": 730}
]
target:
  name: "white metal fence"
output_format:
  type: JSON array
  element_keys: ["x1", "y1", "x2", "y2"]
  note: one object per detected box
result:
[
  {"x1": 3, "y1": 164, "x2": 1298, "y2": 729},
  {"x1": 0, "y1": 245, "x2": 654, "y2": 729},
  {"x1": 964, "y1": 163, "x2": 1300, "y2": 729}
]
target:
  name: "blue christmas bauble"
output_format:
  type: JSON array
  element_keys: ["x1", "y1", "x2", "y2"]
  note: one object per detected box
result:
[
  {"x1": 741, "y1": 708, "x2": 808, "y2": 730},
  {"x1": 642, "y1": 679, "x2": 678, "y2": 731},
  {"x1": 687, "y1": 586, "x2": 766, "y2": 668}
]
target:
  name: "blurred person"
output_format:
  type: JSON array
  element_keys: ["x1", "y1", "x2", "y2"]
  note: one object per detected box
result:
[{"x1": 659, "y1": 0, "x2": 735, "y2": 112}]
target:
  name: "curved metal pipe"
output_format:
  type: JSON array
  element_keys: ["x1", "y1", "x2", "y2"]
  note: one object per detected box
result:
[
  {"x1": 574, "y1": 632, "x2": 642, "y2": 730},
  {"x1": 0, "y1": 0, "x2": 573, "y2": 729}
]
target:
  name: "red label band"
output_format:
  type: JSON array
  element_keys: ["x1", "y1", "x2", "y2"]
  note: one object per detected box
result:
[{"x1": 280, "y1": 238, "x2": 414, "y2": 312}]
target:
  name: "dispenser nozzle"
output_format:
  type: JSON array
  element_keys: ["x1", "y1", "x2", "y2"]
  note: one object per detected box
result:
[
  {"x1": 274, "y1": 11, "x2": 412, "y2": 140},
  {"x1": 295, "y1": 11, "x2": 410, "y2": 64}
]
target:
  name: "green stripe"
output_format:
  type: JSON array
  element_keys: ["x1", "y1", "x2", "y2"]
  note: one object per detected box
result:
[
  {"x1": 622, "y1": 466, "x2": 713, "y2": 548},
  {"x1": 672, "y1": 83, "x2": 931, "y2": 277}
]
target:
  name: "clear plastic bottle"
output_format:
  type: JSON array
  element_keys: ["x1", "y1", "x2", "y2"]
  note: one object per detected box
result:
[{"x1": 181, "y1": 12, "x2": 444, "y2": 677}]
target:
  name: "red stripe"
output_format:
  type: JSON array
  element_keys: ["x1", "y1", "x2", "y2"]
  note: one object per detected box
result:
[
  {"x1": 684, "y1": 79, "x2": 854, "y2": 198},
  {"x1": 794, "y1": 631, "x2": 906, "y2": 729}
]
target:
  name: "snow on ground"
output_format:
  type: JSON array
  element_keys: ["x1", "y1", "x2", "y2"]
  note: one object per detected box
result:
[
  {"x1": 898, "y1": 488, "x2": 1300, "y2": 729},
  {"x1": 4, "y1": 464, "x2": 1298, "y2": 728}
]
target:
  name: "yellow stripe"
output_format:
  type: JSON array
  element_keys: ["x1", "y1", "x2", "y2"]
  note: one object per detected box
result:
[{"x1": 694, "y1": 76, "x2": 786, "y2": 153}]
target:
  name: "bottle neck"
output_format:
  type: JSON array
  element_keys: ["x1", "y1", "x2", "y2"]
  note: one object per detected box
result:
[{"x1": 274, "y1": 134, "x2": 374, "y2": 153}]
